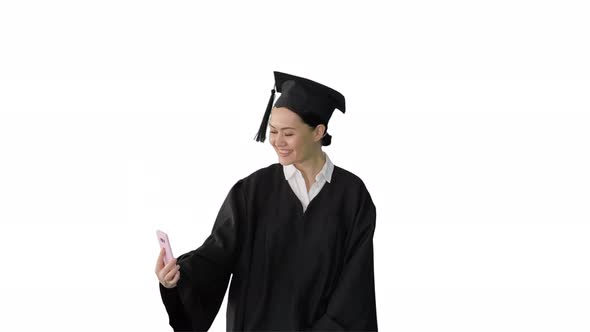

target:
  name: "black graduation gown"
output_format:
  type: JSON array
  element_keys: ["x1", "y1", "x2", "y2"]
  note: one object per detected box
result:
[{"x1": 159, "y1": 163, "x2": 378, "y2": 331}]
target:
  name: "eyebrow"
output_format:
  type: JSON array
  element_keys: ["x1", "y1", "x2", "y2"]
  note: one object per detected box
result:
[{"x1": 269, "y1": 124, "x2": 296, "y2": 130}]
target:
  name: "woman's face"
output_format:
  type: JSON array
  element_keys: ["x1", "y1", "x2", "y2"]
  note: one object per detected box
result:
[{"x1": 268, "y1": 107, "x2": 324, "y2": 165}]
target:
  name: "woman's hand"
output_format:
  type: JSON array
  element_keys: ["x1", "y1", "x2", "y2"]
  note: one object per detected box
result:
[{"x1": 155, "y1": 247, "x2": 180, "y2": 288}]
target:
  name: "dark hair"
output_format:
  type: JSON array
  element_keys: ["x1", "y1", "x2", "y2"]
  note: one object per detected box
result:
[
  {"x1": 321, "y1": 133, "x2": 332, "y2": 146},
  {"x1": 298, "y1": 112, "x2": 332, "y2": 146}
]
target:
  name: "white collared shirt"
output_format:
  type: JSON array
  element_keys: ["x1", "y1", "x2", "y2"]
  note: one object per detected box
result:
[{"x1": 283, "y1": 151, "x2": 334, "y2": 212}]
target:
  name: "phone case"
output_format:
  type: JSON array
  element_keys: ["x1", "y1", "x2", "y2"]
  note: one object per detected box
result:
[{"x1": 156, "y1": 230, "x2": 174, "y2": 265}]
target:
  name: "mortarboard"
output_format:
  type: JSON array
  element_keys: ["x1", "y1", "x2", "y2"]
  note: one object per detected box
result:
[{"x1": 254, "y1": 71, "x2": 345, "y2": 143}]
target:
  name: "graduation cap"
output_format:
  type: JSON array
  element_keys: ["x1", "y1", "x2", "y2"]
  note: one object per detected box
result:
[{"x1": 254, "y1": 71, "x2": 345, "y2": 145}]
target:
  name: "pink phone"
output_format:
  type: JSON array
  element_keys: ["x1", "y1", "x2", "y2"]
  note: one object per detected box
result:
[{"x1": 156, "y1": 230, "x2": 175, "y2": 265}]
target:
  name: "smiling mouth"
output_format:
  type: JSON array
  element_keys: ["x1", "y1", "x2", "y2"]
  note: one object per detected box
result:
[{"x1": 278, "y1": 150, "x2": 292, "y2": 156}]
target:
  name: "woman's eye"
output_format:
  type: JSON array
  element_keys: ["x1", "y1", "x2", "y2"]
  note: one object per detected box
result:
[{"x1": 270, "y1": 131, "x2": 292, "y2": 136}]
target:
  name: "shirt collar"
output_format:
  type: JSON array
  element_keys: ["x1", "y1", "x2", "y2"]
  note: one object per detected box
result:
[{"x1": 283, "y1": 151, "x2": 334, "y2": 183}]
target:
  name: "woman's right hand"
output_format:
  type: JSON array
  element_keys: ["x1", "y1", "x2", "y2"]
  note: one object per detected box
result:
[{"x1": 155, "y1": 247, "x2": 180, "y2": 288}]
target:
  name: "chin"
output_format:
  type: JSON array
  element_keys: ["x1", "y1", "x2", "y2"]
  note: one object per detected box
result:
[
  {"x1": 277, "y1": 153, "x2": 297, "y2": 165},
  {"x1": 278, "y1": 157, "x2": 294, "y2": 166}
]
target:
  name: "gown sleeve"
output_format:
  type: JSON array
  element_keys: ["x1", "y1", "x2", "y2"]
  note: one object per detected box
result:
[
  {"x1": 159, "y1": 180, "x2": 246, "y2": 332},
  {"x1": 310, "y1": 183, "x2": 378, "y2": 331}
]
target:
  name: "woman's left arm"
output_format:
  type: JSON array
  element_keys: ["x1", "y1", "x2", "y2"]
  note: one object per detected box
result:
[{"x1": 310, "y1": 183, "x2": 378, "y2": 331}]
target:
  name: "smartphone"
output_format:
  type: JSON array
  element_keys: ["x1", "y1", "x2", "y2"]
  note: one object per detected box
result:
[{"x1": 156, "y1": 230, "x2": 175, "y2": 265}]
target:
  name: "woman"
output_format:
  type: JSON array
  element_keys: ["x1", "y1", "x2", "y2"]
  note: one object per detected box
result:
[{"x1": 155, "y1": 71, "x2": 378, "y2": 331}]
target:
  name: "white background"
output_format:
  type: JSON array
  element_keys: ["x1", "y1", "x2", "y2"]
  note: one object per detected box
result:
[{"x1": 1, "y1": 1, "x2": 589, "y2": 331}]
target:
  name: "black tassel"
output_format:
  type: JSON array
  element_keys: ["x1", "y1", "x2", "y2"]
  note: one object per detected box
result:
[{"x1": 254, "y1": 88, "x2": 275, "y2": 142}]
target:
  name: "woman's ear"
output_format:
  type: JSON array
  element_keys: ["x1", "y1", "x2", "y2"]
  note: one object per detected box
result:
[{"x1": 313, "y1": 124, "x2": 326, "y2": 142}]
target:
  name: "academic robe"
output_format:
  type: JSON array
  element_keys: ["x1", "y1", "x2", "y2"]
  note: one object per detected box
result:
[{"x1": 159, "y1": 163, "x2": 378, "y2": 331}]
